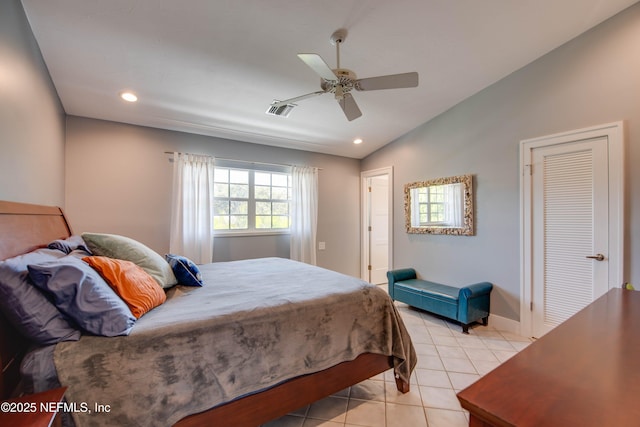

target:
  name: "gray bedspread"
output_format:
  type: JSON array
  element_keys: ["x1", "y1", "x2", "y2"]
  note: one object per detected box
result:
[{"x1": 54, "y1": 257, "x2": 416, "y2": 427}]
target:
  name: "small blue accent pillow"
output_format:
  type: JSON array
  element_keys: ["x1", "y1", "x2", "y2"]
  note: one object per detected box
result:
[
  {"x1": 28, "y1": 256, "x2": 136, "y2": 337},
  {"x1": 165, "y1": 254, "x2": 203, "y2": 287}
]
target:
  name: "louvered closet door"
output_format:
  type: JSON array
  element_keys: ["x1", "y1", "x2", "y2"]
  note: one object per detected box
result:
[{"x1": 531, "y1": 137, "x2": 609, "y2": 338}]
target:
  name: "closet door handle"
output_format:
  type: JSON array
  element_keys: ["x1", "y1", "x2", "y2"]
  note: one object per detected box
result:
[{"x1": 586, "y1": 254, "x2": 605, "y2": 261}]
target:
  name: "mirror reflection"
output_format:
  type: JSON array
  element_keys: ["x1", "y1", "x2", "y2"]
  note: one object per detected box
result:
[{"x1": 404, "y1": 174, "x2": 473, "y2": 235}]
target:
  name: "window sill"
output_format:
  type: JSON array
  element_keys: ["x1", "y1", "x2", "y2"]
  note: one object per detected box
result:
[{"x1": 214, "y1": 230, "x2": 290, "y2": 238}]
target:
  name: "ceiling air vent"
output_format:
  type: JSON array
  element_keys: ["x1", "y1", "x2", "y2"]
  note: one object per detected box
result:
[{"x1": 266, "y1": 102, "x2": 295, "y2": 118}]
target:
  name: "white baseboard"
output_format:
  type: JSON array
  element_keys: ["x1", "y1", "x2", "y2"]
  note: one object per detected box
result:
[{"x1": 488, "y1": 314, "x2": 522, "y2": 335}]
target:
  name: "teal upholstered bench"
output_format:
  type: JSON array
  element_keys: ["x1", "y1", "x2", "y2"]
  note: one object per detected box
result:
[{"x1": 387, "y1": 268, "x2": 492, "y2": 334}]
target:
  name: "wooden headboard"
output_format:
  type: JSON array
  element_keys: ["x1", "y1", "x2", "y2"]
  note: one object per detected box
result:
[{"x1": 0, "y1": 200, "x2": 73, "y2": 399}]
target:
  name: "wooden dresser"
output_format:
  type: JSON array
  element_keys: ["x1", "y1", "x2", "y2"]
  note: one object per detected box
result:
[{"x1": 457, "y1": 288, "x2": 640, "y2": 427}]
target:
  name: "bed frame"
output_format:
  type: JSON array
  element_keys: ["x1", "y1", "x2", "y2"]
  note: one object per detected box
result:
[{"x1": 0, "y1": 200, "x2": 409, "y2": 426}]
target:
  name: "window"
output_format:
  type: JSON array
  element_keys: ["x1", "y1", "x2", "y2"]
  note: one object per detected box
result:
[
  {"x1": 409, "y1": 182, "x2": 464, "y2": 228},
  {"x1": 213, "y1": 167, "x2": 291, "y2": 232},
  {"x1": 416, "y1": 185, "x2": 446, "y2": 225}
]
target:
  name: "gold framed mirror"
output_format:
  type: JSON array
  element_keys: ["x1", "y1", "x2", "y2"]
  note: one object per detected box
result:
[{"x1": 404, "y1": 174, "x2": 473, "y2": 235}]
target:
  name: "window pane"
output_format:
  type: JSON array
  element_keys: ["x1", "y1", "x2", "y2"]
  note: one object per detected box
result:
[
  {"x1": 214, "y1": 200, "x2": 229, "y2": 215},
  {"x1": 272, "y1": 216, "x2": 289, "y2": 228},
  {"x1": 255, "y1": 172, "x2": 271, "y2": 185},
  {"x1": 272, "y1": 202, "x2": 288, "y2": 215},
  {"x1": 272, "y1": 174, "x2": 288, "y2": 187},
  {"x1": 214, "y1": 168, "x2": 229, "y2": 183},
  {"x1": 418, "y1": 193, "x2": 427, "y2": 203},
  {"x1": 231, "y1": 201, "x2": 247, "y2": 214},
  {"x1": 255, "y1": 185, "x2": 271, "y2": 199},
  {"x1": 214, "y1": 183, "x2": 229, "y2": 198},
  {"x1": 272, "y1": 187, "x2": 288, "y2": 200},
  {"x1": 214, "y1": 216, "x2": 230, "y2": 229},
  {"x1": 256, "y1": 201, "x2": 271, "y2": 215},
  {"x1": 256, "y1": 216, "x2": 271, "y2": 229},
  {"x1": 230, "y1": 215, "x2": 248, "y2": 229},
  {"x1": 229, "y1": 169, "x2": 249, "y2": 184},
  {"x1": 230, "y1": 184, "x2": 249, "y2": 198}
]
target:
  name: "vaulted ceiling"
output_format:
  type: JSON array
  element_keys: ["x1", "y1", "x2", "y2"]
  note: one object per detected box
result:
[{"x1": 22, "y1": 0, "x2": 638, "y2": 158}]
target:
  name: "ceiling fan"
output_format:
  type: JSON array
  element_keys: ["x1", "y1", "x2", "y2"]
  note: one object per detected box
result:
[{"x1": 269, "y1": 29, "x2": 419, "y2": 121}]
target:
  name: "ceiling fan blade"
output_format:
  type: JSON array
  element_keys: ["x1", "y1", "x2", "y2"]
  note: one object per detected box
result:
[
  {"x1": 298, "y1": 53, "x2": 338, "y2": 81},
  {"x1": 339, "y1": 93, "x2": 362, "y2": 121},
  {"x1": 271, "y1": 90, "x2": 327, "y2": 107},
  {"x1": 355, "y1": 72, "x2": 419, "y2": 91}
]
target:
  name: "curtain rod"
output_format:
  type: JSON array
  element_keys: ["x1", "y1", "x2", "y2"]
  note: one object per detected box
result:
[{"x1": 164, "y1": 151, "x2": 321, "y2": 170}]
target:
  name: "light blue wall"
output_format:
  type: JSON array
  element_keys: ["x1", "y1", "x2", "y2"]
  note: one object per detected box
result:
[
  {"x1": 362, "y1": 4, "x2": 640, "y2": 321},
  {"x1": 0, "y1": 0, "x2": 66, "y2": 206}
]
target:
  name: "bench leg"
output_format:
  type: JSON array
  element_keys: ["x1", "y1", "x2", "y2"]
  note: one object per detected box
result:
[{"x1": 462, "y1": 317, "x2": 489, "y2": 333}]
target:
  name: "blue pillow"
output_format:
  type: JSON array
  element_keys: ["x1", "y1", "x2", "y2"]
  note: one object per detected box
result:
[
  {"x1": 28, "y1": 256, "x2": 136, "y2": 337},
  {"x1": 47, "y1": 235, "x2": 92, "y2": 255},
  {"x1": 165, "y1": 254, "x2": 203, "y2": 287},
  {"x1": 0, "y1": 249, "x2": 80, "y2": 345}
]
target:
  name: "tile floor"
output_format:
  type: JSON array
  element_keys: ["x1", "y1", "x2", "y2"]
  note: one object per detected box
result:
[{"x1": 263, "y1": 302, "x2": 532, "y2": 427}]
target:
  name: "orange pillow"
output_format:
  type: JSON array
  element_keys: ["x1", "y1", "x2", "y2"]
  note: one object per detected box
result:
[{"x1": 83, "y1": 256, "x2": 166, "y2": 318}]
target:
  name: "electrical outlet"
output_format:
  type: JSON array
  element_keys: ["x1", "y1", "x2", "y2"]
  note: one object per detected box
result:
[{"x1": 318, "y1": 242, "x2": 326, "y2": 250}]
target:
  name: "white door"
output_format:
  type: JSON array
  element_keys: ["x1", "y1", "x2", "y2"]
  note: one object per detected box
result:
[
  {"x1": 521, "y1": 123, "x2": 624, "y2": 338},
  {"x1": 361, "y1": 167, "x2": 393, "y2": 284},
  {"x1": 368, "y1": 175, "x2": 389, "y2": 284},
  {"x1": 532, "y1": 138, "x2": 608, "y2": 337}
]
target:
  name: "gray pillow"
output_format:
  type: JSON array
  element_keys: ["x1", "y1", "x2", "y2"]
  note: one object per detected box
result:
[
  {"x1": 28, "y1": 256, "x2": 136, "y2": 337},
  {"x1": 82, "y1": 232, "x2": 177, "y2": 289},
  {"x1": 0, "y1": 249, "x2": 80, "y2": 345}
]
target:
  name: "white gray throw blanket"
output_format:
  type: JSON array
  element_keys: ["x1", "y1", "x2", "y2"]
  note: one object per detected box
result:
[{"x1": 54, "y1": 258, "x2": 416, "y2": 427}]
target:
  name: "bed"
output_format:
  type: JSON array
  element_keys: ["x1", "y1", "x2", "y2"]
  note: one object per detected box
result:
[{"x1": 0, "y1": 200, "x2": 416, "y2": 426}]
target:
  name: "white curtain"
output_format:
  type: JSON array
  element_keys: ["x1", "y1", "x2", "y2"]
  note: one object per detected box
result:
[
  {"x1": 290, "y1": 166, "x2": 318, "y2": 265},
  {"x1": 169, "y1": 153, "x2": 215, "y2": 264},
  {"x1": 410, "y1": 188, "x2": 422, "y2": 227},
  {"x1": 444, "y1": 183, "x2": 463, "y2": 227}
]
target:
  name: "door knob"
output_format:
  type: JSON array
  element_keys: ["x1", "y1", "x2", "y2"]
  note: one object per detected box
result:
[{"x1": 586, "y1": 254, "x2": 605, "y2": 261}]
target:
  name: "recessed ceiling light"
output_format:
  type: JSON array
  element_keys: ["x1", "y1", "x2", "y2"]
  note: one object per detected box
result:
[
  {"x1": 353, "y1": 138, "x2": 363, "y2": 145},
  {"x1": 120, "y1": 91, "x2": 138, "y2": 102}
]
